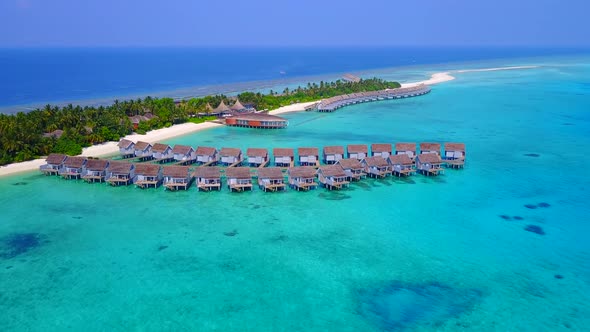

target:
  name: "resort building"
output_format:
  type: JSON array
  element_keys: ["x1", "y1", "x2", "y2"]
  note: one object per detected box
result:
[
  {"x1": 172, "y1": 145, "x2": 197, "y2": 164},
  {"x1": 444, "y1": 143, "x2": 466, "y2": 169},
  {"x1": 212, "y1": 101, "x2": 232, "y2": 117},
  {"x1": 133, "y1": 164, "x2": 162, "y2": 189},
  {"x1": 195, "y1": 146, "x2": 218, "y2": 165},
  {"x1": 163, "y1": 166, "x2": 192, "y2": 191},
  {"x1": 323, "y1": 146, "x2": 344, "y2": 164},
  {"x1": 287, "y1": 166, "x2": 318, "y2": 191},
  {"x1": 230, "y1": 99, "x2": 246, "y2": 113},
  {"x1": 361, "y1": 156, "x2": 390, "y2": 178},
  {"x1": 298, "y1": 147, "x2": 319, "y2": 166},
  {"x1": 337, "y1": 158, "x2": 365, "y2": 181},
  {"x1": 152, "y1": 143, "x2": 174, "y2": 162},
  {"x1": 40, "y1": 153, "x2": 67, "y2": 175},
  {"x1": 395, "y1": 142, "x2": 417, "y2": 161},
  {"x1": 388, "y1": 154, "x2": 415, "y2": 177},
  {"x1": 317, "y1": 165, "x2": 350, "y2": 190},
  {"x1": 219, "y1": 148, "x2": 243, "y2": 166},
  {"x1": 273, "y1": 148, "x2": 294, "y2": 167},
  {"x1": 107, "y1": 161, "x2": 135, "y2": 186},
  {"x1": 347, "y1": 144, "x2": 368, "y2": 160},
  {"x1": 225, "y1": 113, "x2": 288, "y2": 129},
  {"x1": 193, "y1": 167, "x2": 222, "y2": 191},
  {"x1": 118, "y1": 139, "x2": 135, "y2": 158},
  {"x1": 371, "y1": 143, "x2": 392, "y2": 158},
  {"x1": 134, "y1": 141, "x2": 153, "y2": 160},
  {"x1": 82, "y1": 159, "x2": 110, "y2": 183},
  {"x1": 246, "y1": 148, "x2": 269, "y2": 167},
  {"x1": 416, "y1": 153, "x2": 444, "y2": 176},
  {"x1": 60, "y1": 156, "x2": 87, "y2": 179},
  {"x1": 420, "y1": 142, "x2": 442, "y2": 156},
  {"x1": 225, "y1": 167, "x2": 253, "y2": 192},
  {"x1": 257, "y1": 167, "x2": 286, "y2": 192}
]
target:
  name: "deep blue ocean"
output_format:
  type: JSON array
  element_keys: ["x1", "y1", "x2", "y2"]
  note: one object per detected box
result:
[{"x1": 0, "y1": 47, "x2": 587, "y2": 113}]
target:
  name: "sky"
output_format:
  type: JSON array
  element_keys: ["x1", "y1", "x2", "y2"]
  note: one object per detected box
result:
[{"x1": 1, "y1": 0, "x2": 588, "y2": 47}]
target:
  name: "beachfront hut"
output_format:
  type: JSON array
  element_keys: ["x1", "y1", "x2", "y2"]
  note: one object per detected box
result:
[
  {"x1": 298, "y1": 147, "x2": 319, "y2": 166},
  {"x1": 219, "y1": 148, "x2": 243, "y2": 166},
  {"x1": 230, "y1": 99, "x2": 246, "y2": 112},
  {"x1": 133, "y1": 164, "x2": 162, "y2": 189},
  {"x1": 323, "y1": 146, "x2": 344, "y2": 164},
  {"x1": 172, "y1": 145, "x2": 197, "y2": 164},
  {"x1": 107, "y1": 161, "x2": 135, "y2": 186},
  {"x1": 225, "y1": 167, "x2": 253, "y2": 192},
  {"x1": 444, "y1": 143, "x2": 466, "y2": 169},
  {"x1": 82, "y1": 159, "x2": 110, "y2": 183},
  {"x1": 163, "y1": 166, "x2": 192, "y2": 191},
  {"x1": 152, "y1": 143, "x2": 174, "y2": 162},
  {"x1": 273, "y1": 148, "x2": 294, "y2": 167},
  {"x1": 361, "y1": 156, "x2": 390, "y2": 178},
  {"x1": 371, "y1": 143, "x2": 392, "y2": 158},
  {"x1": 213, "y1": 100, "x2": 232, "y2": 117},
  {"x1": 416, "y1": 153, "x2": 444, "y2": 176},
  {"x1": 337, "y1": 158, "x2": 365, "y2": 181},
  {"x1": 118, "y1": 139, "x2": 135, "y2": 158},
  {"x1": 317, "y1": 165, "x2": 349, "y2": 190},
  {"x1": 60, "y1": 156, "x2": 87, "y2": 179},
  {"x1": 388, "y1": 154, "x2": 415, "y2": 177},
  {"x1": 257, "y1": 167, "x2": 286, "y2": 192},
  {"x1": 193, "y1": 167, "x2": 222, "y2": 191},
  {"x1": 287, "y1": 166, "x2": 317, "y2": 191},
  {"x1": 134, "y1": 141, "x2": 153, "y2": 160},
  {"x1": 246, "y1": 148, "x2": 269, "y2": 167},
  {"x1": 40, "y1": 153, "x2": 67, "y2": 175},
  {"x1": 347, "y1": 144, "x2": 368, "y2": 160},
  {"x1": 395, "y1": 142, "x2": 417, "y2": 161},
  {"x1": 195, "y1": 146, "x2": 218, "y2": 165},
  {"x1": 420, "y1": 142, "x2": 442, "y2": 156}
]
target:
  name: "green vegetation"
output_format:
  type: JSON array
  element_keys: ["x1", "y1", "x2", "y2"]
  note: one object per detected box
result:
[{"x1": 0, "y1": 78, "x2": 399, "y2": 165}]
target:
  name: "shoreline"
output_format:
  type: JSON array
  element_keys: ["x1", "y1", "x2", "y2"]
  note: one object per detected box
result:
[{"x1": 0, "y1": 65, "x2": 539, "y2": 178}]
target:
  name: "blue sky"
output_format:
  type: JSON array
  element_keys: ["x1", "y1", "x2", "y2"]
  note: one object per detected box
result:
[{"x1": 2, "y1": 0, "x2": 588, "y2": 47}]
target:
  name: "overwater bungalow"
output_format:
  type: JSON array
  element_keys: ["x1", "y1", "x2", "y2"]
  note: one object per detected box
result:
[
  {"x1": 172, "y1": 145, "x2": 197, "y2": 164},
  {"x1": 219, "y1": 148, "x2": 243, "y2": 166},
  {"x1": 257, "y1": 167, "x2": 286, "y2": 192},
  {"x1": 60, "y1": 156, "x2": 87, "y2": 179},
  {"x1": 444, "y1": 143, "x2": 466, "y2": 169},
  {"x1": 82, "y1": 159, "x2": 110, "y2": 182},
  {"x1": 193, "y1": 167, "x2": 222, "y2": 191},
  {"x1": 395, "y1": 142, "x2": 417, "y2": 161},
  {"x1": 134, "y1": 141, "x2": 153, "y2": 160},
  {"x1": 287, "y1": 166, "x2": 318, "y2": 191},
  {"x1": 416, "y1": 153, "x2": 444, "y2": 176},
  {"x1": 371, "y1": 143, "x2": 392, "y2": 158},
  {"x1": 361, "y1": 156, "x2": 390, "y2": 178},
  {"x1": 152, "y1": 143, "x2": 174, "y2": 162},
  {"x1": 163, "y1": 166, "x2": 192, "y2": 191},
  {"x1": 133, "y1": 164, "x2": 162, "y2": 188},
  {"x1": 118, "y1": 139, "x2": 135, "y2": 158},
  {"x1": 273, "y1": 148, "x2": 294, "y2": 167},
  {"x1": 347, "y1": 144, "x2": 368, "y2": 160},
  {"x1": 107, "y1": 161, "x2": 135, "y2": 186},
  {"x1": 246, "y1": 148, "x2": 269, "y2": 167},
  {"x1": 420, "y1": 142, "x2": 441, "y2": 156},
  {"x1": 40, "y1": 153, "x2": 67, "y2": 175},
  {"x1": 323, "y1": 146, "x2": 344, "y2": 164},
  {"x1": 388, "y1": 154, "x2": 415, "y2": 177},
  {"x1": 225, "y1": 167, "x2": 253, "y2": 192},
  {"x1": 225, "y1": 113, "x2": 288, "y2": 129},
  {"x1": 298, "y1": 147, "x2": 319, "y2": 166},
  {"x1": 337, "y1": 158, "x2": 365, "y2": 181},
  {"x1": 317, "y1": 165, "x2": 350, "y2": 190},
  {"x1": 195, "y1": 146, "x2": 218, "y2": 165}
]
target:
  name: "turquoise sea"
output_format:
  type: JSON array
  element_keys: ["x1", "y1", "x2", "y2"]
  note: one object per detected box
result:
[{"x1": 1, "y1": 56, "x2": 590, "y2": 331}]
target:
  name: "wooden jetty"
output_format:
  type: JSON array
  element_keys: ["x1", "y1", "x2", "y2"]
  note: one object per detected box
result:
[
  {"x1": 273, "y1": 148, "x2": 295, "y2": 167},
  {"x1": 246, "y1": 148, "x2": 269, "y2": 167},
  {"x1": 60, "y1": 156, "x2": 87, "y2": 179},
  {"x1": 395, "y1": 142, "x2": 417, "y2": 161},
  {"x1": 317, "y1": 165, "x2": 350, "y2": 190},
  {"x1": 388, "y1": 154, "x2": 415, "y2": 177},
  {"x1": 118, "y1": 139, "x2": 135, "y2": 158},
  {"x1": 361, "y1": 156, "x2": 390, "y2": 178},
  {"x1": 134, "y1": 141, "x2": 153, "y2": 161},
  {"x1": 337, "y1": 158, "x2": 366, "y2": 181},
  {"x1": 219, "y1": 147, "x2": 242, "y2": 167},
  {"x1": 298, "y1": 147, "x2": 319, "y2": 166},
  {"x1": 416, "y1": 153, "x2": 444, "y2": 176},
  {"x1": 40, "y1": 153, "x2": 67, "y2": 175},
  {"x1": 82, "y1": 159, "x2": 110, "y2": 183},
  {"x1": 316, "y1": 85, "x2": 431, "y2": 112},
  {"x1": 196, "y1": 146, "x2": 218, "y2": 165},
  {"x1": 163, "y1": 166, "x2": 192, "y2": 191},
  {"x1": 152, "y1": 143, "x2": 174, "y2": 163},
  {"x1": 225, "y1": 167, "x2": 253, "y2": 192},
  {"x1": 288, "y1": 166, "x2": 317, "y2": 191},
  {"x1": 133, "y1": 164, "x2": 162, "y2": 188},
  {"x1": 420, "y1": 142, "x2": 442, "y2": 156},
  {"x1": 257, "y1": 167, "x2": 286, "y2": 192},
  {"x1": 371, "y1": 143, "x2": 392, "y2": 158},
  {"x1": 107, "y1": 161, "x2": 135, "y2": 186},
  {"x1": 172, "y1": 145, "x2": 197, "y2": 165},
  {"x1": 194, "y1": 167, "x2": 222, "y2": 191},
  {"x1": 323, "y1": 146, "x2": 344, "y2": 164},
  {"x1": 347, "y1": 144, "x2": 368, "y2": 160},
  {"x1": 444, "y1": 143, "x2": 466, "y2": 169}
]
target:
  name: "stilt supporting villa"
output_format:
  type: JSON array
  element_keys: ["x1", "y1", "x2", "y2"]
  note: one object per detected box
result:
[
  {"x1": 82, "y1": 159, "x2": 110, "y2": 182},
  {"x1": 443, "y1": 143, "x2": 466, "y2": 169},
  {"x1": 107, "y1": 161, "x2": 135, "y2": 186},
  {"x1": 323, "y1": 146, "x2": 344, "y2": 164},
  {"x1": 225, "y1": 167, "x2": 253, "y2": 192},
  {"x1": 246, "y1": 148, "x2": 269, "y2": 167},
  {"x1": 388, "y1": 154, "x2": 415, "y2": 177},
  {"x1": 40, "y1": 153, "x2": 67, "y2": 175},
  {"x1": 257, "y1": 167, "x2": 286, "y2": 192},
  {"x1": 420, "y1": 142, "x2": 442, "y2": 156},
  {"x1": 219, "y1": 148, "x2": 243, "y2": 167},
  {"x1": 196, "y1": 146, "x2": 218, "y2": 165},
  {"x1": 337, "y1": 158, "x2": 366, "y2": 181},
  {"x1": 133, "y1": 164, "x2": 162, "y2": 188},
  {"x1": 361, "y1": 156, "x2": 390, "y2": 178},
  {"x1": 163, "y1": 166, "x2": 192, "y2": 191},
  {"x1": 317, "y1": 165, "x2": 350, "y2": 190},
  {"x1": 395, "y1": 142, "x2": 417, "y2": 161},
  {"x1": 172, "y1": 145, "x2": 197, "y2": 165},
  {"x1": 347, "y1": 144, "x2": 368, "y2": 160},
  {"x1": 288, "y1": 166, "x2": 317, "y2": 191},
  {"x1": 118, "y1": 139, "x2": 135, "y2": 158},
  {"x1": 371, "y1": 143, "x2": 392, "y2": 158},
  {"x1": 152, "y1": 143, "x2": 174, "y2": 163},
  {"x1": 194, "y1": 167, "x2": 222, "y2": 191},
  {"x1": 134, "y1": 141, "x2": 153, "y2": 161},
  {"x1": 298, "y1": 147, "x2": 319, "y2": 166},
  {"x1": 416, "y1": 153, "x2": 444, "y2": 176},
  {"x1": 273, "y1": 148, "x2": 294, "y2": 167},
  {"x1": 60, "y1": 156, "x2": 87, "y2": 179}
]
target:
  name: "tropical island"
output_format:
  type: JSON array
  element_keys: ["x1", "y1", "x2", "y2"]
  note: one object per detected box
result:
[{"x1": 0, "y1": 78, "x2": 401, "y2": 166}]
